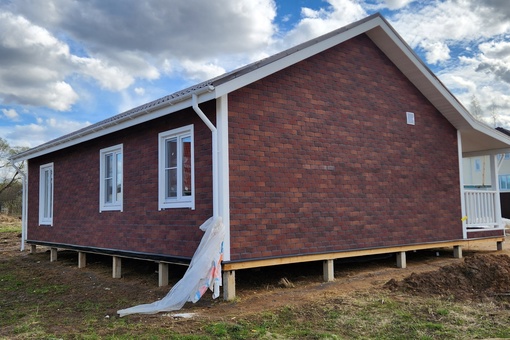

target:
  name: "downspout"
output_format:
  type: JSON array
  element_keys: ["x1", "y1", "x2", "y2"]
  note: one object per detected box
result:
[
  {"x1": 191, "y1": 92, "x2": 219, "y2": 219},
  {"x1": 458, "y1": 131, "x2": 467, "y2": 239},
  {"x1": 9, "y1": 160, "x2": 28, "y2": 251}
]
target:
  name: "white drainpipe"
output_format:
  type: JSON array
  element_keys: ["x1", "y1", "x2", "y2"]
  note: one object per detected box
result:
[
  {"x1": 191, "y1": 92, "x2": 219, "y2": 219},
  {"x1": 9, "y1": 161, "x2": 28, "y2": 251}
]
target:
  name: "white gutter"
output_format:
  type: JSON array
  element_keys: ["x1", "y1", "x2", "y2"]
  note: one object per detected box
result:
[
  {"x1": 9, "y1": 161, "x2": 27, "y2": 251},
  {"x1": 191, "y1": 92, "x2": 219, "y2": 218}
]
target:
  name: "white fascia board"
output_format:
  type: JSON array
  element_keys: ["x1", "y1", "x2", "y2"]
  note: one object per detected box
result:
[
  {"x1": 10, "y1": 91, "x2": 216, "y2": 163},
  {"x1": 214, "y1": 18, "x2": 383, "y2": 98}
]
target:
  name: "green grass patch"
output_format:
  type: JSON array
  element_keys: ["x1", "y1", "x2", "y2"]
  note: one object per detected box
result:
[{"x1": 0, "y1": 224, "x2": 20, "y2": 233}]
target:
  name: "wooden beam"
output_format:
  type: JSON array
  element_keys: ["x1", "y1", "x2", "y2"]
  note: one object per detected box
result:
[
  {"x1": 396, "y1": 251, "x2": 406, "y2": 268},
  {"x1": 50, "y1": 247, "x2": 58, "y2": 262},
  {"x1": 497, "y1": 241, "x2": 504, "y2": 251},
  {"x1": 222, "y1": 237, "x2": 505, "y2": 271},
  {"x1": 323, "y1": 259, "x2": 334, "y2": 282},
  {"x1": 158, "y1": 262, "x2": 169, "y2": 287},
  {"x1": 223, "y1": 270, "x2": 236, "y2": 301},
  {"x1": 78, "y1": 252, "x2": 87, "y2": 268},
  {"x1": 112, "y1": 256, "x2": 122, "y2": 279},
  {"x1": 453, "y1": 245, "x2": 462, "y2": 259}
]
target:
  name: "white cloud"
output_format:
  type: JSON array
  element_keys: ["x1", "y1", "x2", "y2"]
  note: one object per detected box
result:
[
  {"x1": 278, "y1": 0, "x2": 367, "y2": 49},
  {"x1": 391, "y1": 1, "x2": 510, "y2": 53},
  {"x1": 0, "y1": 118, "x2": 90, "y2": 148},
  {"x1": 181, "y1": 60, "x2": 226, "y2": 82},
  {"x1": 134, "y1": 87, "x2": 145, "y2": 96},
  {"x1": 383, "y1": 0, "x2": 415, "y2": 10},
  {"x1": 1, "y1": 108, "x2": 19, "y2": 120},
  {"x1": 0, "y1": 0, "x2": 278, "y2": 113},
  {"x1": 420, "y1": 40, "x2": 451, "y2": 64}
]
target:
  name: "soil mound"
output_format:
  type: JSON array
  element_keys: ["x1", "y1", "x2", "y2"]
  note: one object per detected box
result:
[{"x1": 385, "y1": 254, "x2": 510, "y2": 301}]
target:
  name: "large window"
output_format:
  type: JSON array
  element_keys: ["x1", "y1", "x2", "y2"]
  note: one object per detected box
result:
[
  {"x1": 99, "y1": 144, "x2": 123, "y2": 211},
  {"x1": 39, "y1": 163, "x2": 54, "y2": 225},
  {"x1": 158, "y1": 125, "x2": 194, "y2": 209}
]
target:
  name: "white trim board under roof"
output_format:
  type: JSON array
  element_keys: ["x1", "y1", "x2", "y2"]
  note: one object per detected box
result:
[{"x1": 10, "y1": 13, "x2": 510, "y2": 163}]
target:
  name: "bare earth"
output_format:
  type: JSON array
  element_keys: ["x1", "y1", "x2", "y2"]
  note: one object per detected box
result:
[{"x1": 1, "y1": 215, "x2": 510, "y2": 335}]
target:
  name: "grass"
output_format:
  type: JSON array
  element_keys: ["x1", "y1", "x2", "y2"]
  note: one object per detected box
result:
[
  {"x1": 1, "y1": 258, "x2": 510, "y2": 339},
  {"x1": 1, "y1": 218, "x2": 510, "y2": 339},
  {"x1": 0, "y1": 223, "x2": 20, "y2": 233}
]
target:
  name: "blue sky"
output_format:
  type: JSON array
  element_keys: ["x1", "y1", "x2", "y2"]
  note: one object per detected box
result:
[{"x1": 1, "y1": 0, "x2": 510, "y2": 148}]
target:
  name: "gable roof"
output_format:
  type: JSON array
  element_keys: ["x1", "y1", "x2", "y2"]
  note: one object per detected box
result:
[{"x1": 10, "y1": 13, "x2": 510, "y2": 163}]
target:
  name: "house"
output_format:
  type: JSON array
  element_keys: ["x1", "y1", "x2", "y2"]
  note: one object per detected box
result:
[{"x1": 10, "y1": 13, "x2": 510, "y2": 300}]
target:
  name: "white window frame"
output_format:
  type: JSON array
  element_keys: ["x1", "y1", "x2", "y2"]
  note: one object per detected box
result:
[
  {"x1": 158, "y1": 125, "x2": 195, "y2": 210},
  {"x1": 99, "y1": 144, "x2": 123, "y2": 212},
  {"x1": 39, "y1": 162, "x2": 54, "y2": 226}
]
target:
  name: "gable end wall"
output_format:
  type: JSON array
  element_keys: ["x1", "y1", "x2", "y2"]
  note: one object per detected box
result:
[{"x1": 228, "y1": 34, "x2": 461, "y2": 261}]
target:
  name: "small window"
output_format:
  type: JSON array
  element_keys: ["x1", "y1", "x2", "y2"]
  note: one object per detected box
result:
[
  {"x1": 500, "y1": 174, "x2": 510, "y2": 191},
  {"x1": 158, "y1": 125, "x2": 194, "y2": 209},
  {"x1": 406, "y1": 112, "x2": 415, "y2": 125},
  {"x1": 39, "y1": 163, "x2": 54, "y2": 225},
  {"x1": 99, "y1": 144, "x2": 123, "y2": 212}
]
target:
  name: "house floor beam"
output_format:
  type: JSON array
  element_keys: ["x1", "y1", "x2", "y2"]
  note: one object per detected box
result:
[{"x1": 222, "y1": 237, "x2": 505, "y2": 271}]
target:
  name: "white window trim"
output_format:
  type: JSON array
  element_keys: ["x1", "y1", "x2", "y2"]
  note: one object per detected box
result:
[
  {"x1": 99, "y1": 144, "x2": 123, "y2": 212},
  {"x1": 158, "y1": 125, "x2": 195, "y2": 210},
  {"x1": 39, "y1": 162, "x2": 54, "y2": 226}
]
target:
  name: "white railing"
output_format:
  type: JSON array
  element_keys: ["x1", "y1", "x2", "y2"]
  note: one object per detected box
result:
[{"x1": 464, "y1": 190, "x2": 499, "y2": 228}]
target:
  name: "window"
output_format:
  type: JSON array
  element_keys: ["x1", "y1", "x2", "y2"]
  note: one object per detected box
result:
[
  {"x1": 99, "y1": 144, "x2": 123, "y2": 211},
  {"x1": 500, "y1": 174, "x2": 510, "y2": 191},
  {"x1": 158, "y1": 125, "x2": 194, "y2": 209},
  {"x1": 39, "y1": 163, "x2": 54, "y2": 225}
]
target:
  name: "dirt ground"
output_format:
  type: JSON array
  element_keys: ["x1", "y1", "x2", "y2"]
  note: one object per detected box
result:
[{"x1": 2, "y1": 215, "x2": 510, "y2": 334}]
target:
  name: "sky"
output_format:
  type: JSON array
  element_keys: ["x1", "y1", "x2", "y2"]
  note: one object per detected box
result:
[{"x1": 0, "y1": 0, "x2": 510, "y2": 149}]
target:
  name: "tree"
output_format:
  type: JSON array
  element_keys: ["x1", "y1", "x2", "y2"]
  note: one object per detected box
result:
[
  {"x1": 470, "y1": 95, "x2": 483, "y2": 120},
  {"x1": 0, "y1": 138, "x2": 27, "y2": 196},
  {"x1": 469, "y1": 96, "x2": 501, "y2": 128}
]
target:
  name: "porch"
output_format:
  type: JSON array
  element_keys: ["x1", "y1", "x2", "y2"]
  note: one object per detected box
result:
[{"x1": 461, "y1": 132, "x2": 509, "y2": 239}]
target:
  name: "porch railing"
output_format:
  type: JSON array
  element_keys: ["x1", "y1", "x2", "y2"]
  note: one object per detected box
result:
[{"x1": 464, "y1": 189, "x2": 500, "y2": 228}]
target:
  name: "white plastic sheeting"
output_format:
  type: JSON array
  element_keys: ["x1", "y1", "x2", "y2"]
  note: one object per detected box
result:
[{"x1": 117, "y1": 217, "x2": 225, "y2": 317}]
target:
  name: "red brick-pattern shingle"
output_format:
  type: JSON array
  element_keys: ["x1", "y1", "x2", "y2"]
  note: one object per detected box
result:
[{"x1": 227, "y1": 34, "x2": 462, "y2": 260}]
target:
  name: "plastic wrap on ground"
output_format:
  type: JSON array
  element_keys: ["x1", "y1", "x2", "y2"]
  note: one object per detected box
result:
[{"x1": 117, "y1": 217, "x2": 225, "y2": 317}]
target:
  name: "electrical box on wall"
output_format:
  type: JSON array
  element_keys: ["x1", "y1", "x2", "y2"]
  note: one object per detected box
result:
[{"x1": 406, "y1": 112, "x2": 415, "y2": 125}]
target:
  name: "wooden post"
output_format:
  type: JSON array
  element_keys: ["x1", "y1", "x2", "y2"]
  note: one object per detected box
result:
[
  {"x1": 497, "y1": 241, "x2": 504, "y2": 251},
  {"x1": 158, "y1": 262, "x2": 169, "y2": 287},
  {"x1": 50, "y1": 247, "x2": 58, "y2": 262},
  {"x1": 112, "y1": 256, "x2": 122, "y2": 278},
  {"x1": 396, "y1": 251, "x2": 406, "y2": 268},
  {"x1": 453, "y1": 245, "x2": 462, "y2": 258},
  {"x1": 30, "y1": 244, "x2": 37, "y2": 254},
  {"x1": 78, "y1": 252, "x2": 87, "y2": 269},
  {"x1": 323, "y1": 259, "x2": 334, "y2": 282},
  {"x1": 223, "y1": 270, "x2": 236, "y2": 301}
]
